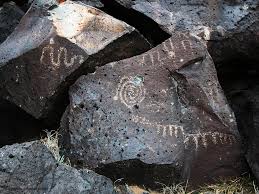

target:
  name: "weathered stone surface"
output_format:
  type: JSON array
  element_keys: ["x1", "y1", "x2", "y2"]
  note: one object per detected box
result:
[
  {"x1": 0, "y1": 141, "x2": 119, "y2": 194},
  {"x1": 74, "y1": 0, "x2": 103, "y2": 7},
  {"x1": 243, "y1": 86, "x2": 259, "y2": 182},
  {"x1": 112, "y1": 0, "x2": 259, "y2": 40},
  {"x1": 60, "y1": 33, "x2": 245, "y2": 186},
  {"x1": 209, "y1": 21, "x2": 259, "y2": 181},
  {"x1": 0, "y1": 2, "x2": 24, "y2": 44},
  {"x1": 0, "y1": 100, "x2": 44, "y2": 148},
  {"x1": 30, "y1": 0, "x2": 103, "y2": 8},
  {"x1": 0, "y1": 1, "x2": 150, "y2": 121}
]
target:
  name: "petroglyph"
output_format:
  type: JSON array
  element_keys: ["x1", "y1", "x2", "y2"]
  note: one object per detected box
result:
[
  {"x1": 184, "y1": 132, "x2": 236, "y2": 150},
  {"x1": 113, "y1": 76, "x2": 146, "y2": 108},
  {"x1": 40, "y1": 39, "x2": 84, "y2": 69},
  {"x1": 162, "y1": 38, "x2": 176, "y2": 59},
  {"x1": 132, "y1": 115, "x2": 184, "y2": 138},
  {"x1": 181, "y1": 39, "x2": 192, "y2": 50},
  {"x1": 132, "y1": 115, "x2": 237, "y2": 151},
  {"x1": 141, "y1": 34, "x2": 196, "y2": 67}
]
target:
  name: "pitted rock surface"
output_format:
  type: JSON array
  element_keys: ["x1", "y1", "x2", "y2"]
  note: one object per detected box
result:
[
  {"x1": 60, "y1": 33, "x2": 245, "y2": 186},
  {"x1": 113, "y1": 0, "x2": 259, "y2": 40},
  {"x1": 0, "y1": 141, "x2": 119, "y2": 194},
  {"x1": 0, "y1": 2, "x2": 24, "y2": 44},
  {"x1": 0, "y1": 1, "x2": 150, "y2": 121}
]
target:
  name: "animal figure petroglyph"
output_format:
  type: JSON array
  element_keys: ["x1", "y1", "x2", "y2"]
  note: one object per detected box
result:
[
  {"x1": 114, "y1": 76, "x2": 146, "y2": 108},
  {"x1": 132, "y1": 115, "x2": 237, "y2": 151},
  {"x1": 40, "y1": 39, "x2": 84, "y2": 69}
]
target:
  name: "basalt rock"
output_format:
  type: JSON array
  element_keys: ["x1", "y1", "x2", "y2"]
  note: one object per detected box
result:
[
  {"x1": 74, "y1": 0, "x2": 103, "y2": 7},
  {"x1": 109, "y1": 0, "x2": 259, "y2": 64},
  {"x1": 0, "y1": 99, "x2": 44, "y2": 148},
  {"x1": 60, "y1": 33, "x2": 245, "y2": 187},
  {"x1": 245, "y1": 86, "x2": 259, "y2": 182},
  {"x1": 0, "y1": 1, "x2": 150, "y2": 123},
  {"x1": 0, "y1": 141, "x2": 119, "y2": 194},
  {"x1": 0, "y1": 2, "x2": 24, "y2": 44},
  {"x1": 111, "y1": 0, "x2": 258, "y2": 40},
  {"x1": 30, "y1": 0, "x2": 103, "y2": 8}
]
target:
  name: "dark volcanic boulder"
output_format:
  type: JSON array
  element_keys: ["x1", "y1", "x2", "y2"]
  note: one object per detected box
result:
[
  {"x1": 0, "y1": 100, "x2": 44, "y2": 147},
  {"x1": 112, "y1": 0, "x2": 258, "y2": 40},
  {"x1": 30, "y1": 0, "x2": 104, "y2": 8},
  {"x1": 74, "y1": 0, "x2": 103, "y2": 7},
  {"x1": 245, "y1": 87, "x2": 259, "y2": 182},
  {"x1": 60, "y1": 33, "x2": 245, "y2": 187},
  {"x1": 0, "y1": 141, "x2": 118, "y2": 194},
  {"x1": 0, "y1": 1, "x2": 150, "y2": 122},
  {"x1": 109, "y1": 0, "x2": 259, "y2": 65},
  {"x1": 0, "y1": 2, "x2": 24, "y2": 44}
]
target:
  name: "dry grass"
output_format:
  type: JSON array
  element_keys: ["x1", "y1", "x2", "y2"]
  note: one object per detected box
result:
[
  {"x1": 40, "y1": 131, "x2": 259, "y2": 194},
  {"x1": 40, "y1": 130, "x2": 70, "y2": 166},
  {"x1": 198, "y1": 177, "x2": 258, "y2": 194},
  {"x1": 126, "y1": 177, "x2": 259, "y2": 194}
]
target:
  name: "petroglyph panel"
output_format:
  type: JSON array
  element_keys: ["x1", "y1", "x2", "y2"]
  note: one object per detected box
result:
[
  {"x1": 60, "y1": 33, "x2": 243, "y2": 185},
  {"x1": 132, "y1": 115, "x2": 237, "y2": 151},
  {"x1": 114, "y1": 76, "x2": 146, "y2": 108},
  {"x1": 40, "y1": 39, "x2": 84, "y2": 69},
  {"x1": 0, "y1": 0, "x2": 151, "y2": 121},
  {"x1": 184, "y1": 132, "x2": 237, "y2": 150},
  {"x1": 141, "y1": 33, "x2": 196, "y2": 69},
  {"x1": 132, "y1": 115, "x2": 184, "y2": 138}
]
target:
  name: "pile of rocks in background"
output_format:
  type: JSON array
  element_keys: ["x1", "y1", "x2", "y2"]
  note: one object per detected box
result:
[{"x1": 0, "y1": 0, "x2": 258, "y2": 193}]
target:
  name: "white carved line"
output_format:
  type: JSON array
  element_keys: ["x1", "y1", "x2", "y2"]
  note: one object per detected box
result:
[
  {"x1": 132, "y1": 115, "x2": 237, "y2": 151},
  {"x1": 114, "y1": 76, "x2": 146, "y2": 109},
  {"x1": 40, "y1": 44, "x2": 84, "y2": 69},
  {"x1": 181, "y1": 40, "x2": 192, "y2": 50},
  {"x1": 184, "y1": 132, "x2": 236, "y2": 150},
  {"x1": 132, "y1": 115, "x2": 183, "y2": 138}
]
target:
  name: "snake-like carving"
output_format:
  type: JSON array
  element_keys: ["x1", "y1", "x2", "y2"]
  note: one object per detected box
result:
[{"x1": 40, "y1": 39, "x2": 84, "y2": 69}]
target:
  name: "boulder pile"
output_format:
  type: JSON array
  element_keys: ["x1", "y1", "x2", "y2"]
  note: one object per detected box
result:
[{"x1": 0, "y1": 0, "x2": 258, "y2": 193}]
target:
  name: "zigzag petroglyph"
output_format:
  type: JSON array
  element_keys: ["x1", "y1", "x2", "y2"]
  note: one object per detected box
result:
[
  {"x1": 141, "y1": 33, "x2": 194, "y2": 67},
  {"x1": 184, "y1": 132, "x2": 236, "y2": 150},
  {"x1": 40, "y1": 39, "x2": 84, "y2": 69},
  {"x1": 132, "y1": 115, "x2": 237, "y2": 151},
  {"x1": 132, "y1": 115, "x2": 184, "y2": 138}
]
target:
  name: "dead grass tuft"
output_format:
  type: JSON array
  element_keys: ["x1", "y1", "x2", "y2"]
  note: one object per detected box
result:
[
  {"x1": 126, "y1": 176, "x2": 259, "y2": 194},
  {"x1": 40, "y1": 130, "x2": 70, "y2": 166},
  {"x1": 198, "y1": 177, "x2": 258, "y2": 194}
]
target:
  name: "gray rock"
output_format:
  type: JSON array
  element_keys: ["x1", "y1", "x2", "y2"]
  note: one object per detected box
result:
[
  {"x1": 0, "y1": 2, "x2": 24, "y2": 44},
  {"x1": 0, "y1": 100, "x2": 44, "y2": 148},
  {"x1": 0, "y1": 1, "x2": 150, "y2": 121},
  {"x1": 73, "y1": 0, "x2": 103, "y2": 8},
  {"x1": 245, "y1": 86, "x2": 259, "y2": 182},
  {"x1": 113, "y1": 0, "x2": 259, "y2": 40},
  {"x1": 30, "y1": 0, "x2": 103, "y2": 8},
  {"x1": 60, "y1": 33, "x2": 245, "y2": 187},
  {"x1": 0, "y1": 141, "x2": 119, "y2": 194}
]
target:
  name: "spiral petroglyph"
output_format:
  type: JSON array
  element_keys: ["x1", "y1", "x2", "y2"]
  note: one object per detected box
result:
[
  {"x1": 40, "y1": 39, "x2": 84, "y2": 69},
  {"x1": 113, "y1": 76, "x2": 146, "y2": 108}
]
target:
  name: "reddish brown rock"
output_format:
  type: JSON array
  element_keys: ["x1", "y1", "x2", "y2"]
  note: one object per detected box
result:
[
  {"x1": 60, "y1": 33, "x2": 245, "y2": 187},
  {"x1": 0, "y1": 1, "x2": 150, "y2": 122}
]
